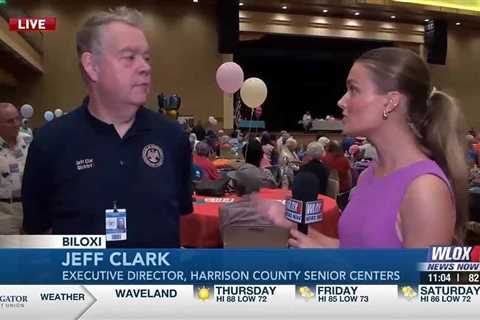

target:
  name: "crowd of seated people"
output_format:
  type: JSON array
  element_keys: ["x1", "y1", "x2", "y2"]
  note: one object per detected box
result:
[
  {"x1": 187, "y1": 121, "x2": 479, "y2": 195},
  {"x1": 183, "y1": 119, "x2": 480, "y2": 245},
  {"x1": 186, "y1": 120, "x2": 381, "y2": 198}
]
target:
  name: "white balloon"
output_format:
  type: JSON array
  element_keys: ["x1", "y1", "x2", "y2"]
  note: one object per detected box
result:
[
  {"x1": 44, "y1": 111, "x2": 54, "y2": 122},
  {"x1": 240, "y1": 77, "x2": 268, "y2": 109},
  {"x1": 20, "y1": 104, "x2": 34, "y2": 119},
  {"x1": 54, "y1": 108, "x2": 63, "y2": 117}
]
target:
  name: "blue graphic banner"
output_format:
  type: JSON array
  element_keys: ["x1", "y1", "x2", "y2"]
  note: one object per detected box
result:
[{"x1": 0, "y1": 249, "x2": 427, "y2": 285}]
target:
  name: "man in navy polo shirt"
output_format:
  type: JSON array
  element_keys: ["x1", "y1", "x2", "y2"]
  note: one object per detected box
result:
[{"x1": 22, "y1": 7, "x2": 193, "y2": 248}]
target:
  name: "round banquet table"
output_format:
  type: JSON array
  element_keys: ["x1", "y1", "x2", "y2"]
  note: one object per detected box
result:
[{"x1": 181, "y1": 188, "x2": 340, "y2": 248}]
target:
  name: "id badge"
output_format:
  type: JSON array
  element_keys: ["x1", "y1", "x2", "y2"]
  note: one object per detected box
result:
[{"x1": 105, "y1": 208, "x2": 127, "y2": 241}]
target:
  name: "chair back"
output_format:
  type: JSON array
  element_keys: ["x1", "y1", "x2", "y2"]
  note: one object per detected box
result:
[{"x1": 222, "y1": 225, "x2": 289, "y2": 248}]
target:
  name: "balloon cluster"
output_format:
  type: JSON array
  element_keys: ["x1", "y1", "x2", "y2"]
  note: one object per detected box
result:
[
  {"x1": 20, "y1": 104, "x2": 66, "y2": 124},
  {"x1": 216, "y1": 62, "x2": 267, "y2": 113},
  {"x1": 43, "y1": 108, "x2": 64, "y2": 122},
  {"x1": 158, "y1": 93, "x2": 181, "y2": 120}
]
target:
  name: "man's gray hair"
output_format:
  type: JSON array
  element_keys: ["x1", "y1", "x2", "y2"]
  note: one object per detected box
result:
[
  {"x1": 76, "y1": 7, "x2": 144, "y2": 80},
  {"x1": 195, "y1": 141, "x2": 211, "y2": 157},
  {"x1": 305, "y1": 141, "x2": 325, "y2": 159}
]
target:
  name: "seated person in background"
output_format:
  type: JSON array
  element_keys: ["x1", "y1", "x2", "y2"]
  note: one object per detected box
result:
[
  {"x1": 349, "y1": 144, "x2": 370, "y2": 187},
  {"x1": 341, "y1": 134, "x2": 355, "y2": 153},
  {"x1": 218, "y1": 134, "x2": 235, "y2": 158},
  {"x1": 322, "y1": 140, "x2": 352, "y2": 193},
  {"x1": 358, "y1": 138, "x2": 378, "y2": 161},
  {"x1": 219, "y1": 165, "x2": 273, "y2": 238},
  {"x1": 262, "y1": 133, "x2": 279, "y2": 166},
  {"x1": 317, "y1": 136, "x2": 330, "y2": 148},
  {"x1": 193, "y1": 141, "x2": 221, "y2": 180},
  {"x1": 205, "y1": 129, "x2": 219, "y2": 156},
  {"x1": 241, "y1": 139, "x2": 277, "y2": 188},
  {"x1": 299, "y1": 142, "x2": 329, "y2": 195},
  {"x1": 219, "y1": 134, "x2": 231, "y2": 148},
  {"x1": 260, "y1": 131, "x2": 271, "y2": 146},
  {"x1": 260, "y1": 142, "x2": 274, "y2": 169},
  {"x1": 229, "y1": 130, "x2": 245, "y2": 153},
  {"x1": 466, "y1": 134, "x2": 479, "y2": 167}
]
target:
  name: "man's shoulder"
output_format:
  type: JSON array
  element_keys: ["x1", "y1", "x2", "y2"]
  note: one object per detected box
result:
[
  {"x1": 142, "y1": 108, "x2": 185, "y2": 137},
  {"x1": 34, "y1": 107, "x2": 84, "y2": 142},
  {"x1": 302, "y1": 160, "x2": 328, "y2": 174}
]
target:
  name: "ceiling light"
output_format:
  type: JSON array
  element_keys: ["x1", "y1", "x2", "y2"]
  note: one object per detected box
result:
[
  {"x1": 390, "y1": 15, "x2": 396, "y2": 19},
  {"x1": 424, "y1": 18, "x2": 430, "y2": 22},
  {"x1": 193, "y1": 0, "x2": 198, "y2": 3},
  {"x1": 239, "y1": 2, "x2": 244, "y2": 6},
  {"x1": 456, "y1": 22, "x2": 461, "y2": 25},
  {"x1": 323, "y1": 9, "x2": 328, "y2": 13},
  {"x1": 282, "y1": 5, "x2": 287, "y2": 10},
  {"x1": 354, "y1": 12, "x2": 360, "y2": 16}
]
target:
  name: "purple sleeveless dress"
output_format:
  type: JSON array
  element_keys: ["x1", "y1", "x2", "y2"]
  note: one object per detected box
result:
[{"x1": 338, "y1": 160, "x2": 451, "y2": 248}]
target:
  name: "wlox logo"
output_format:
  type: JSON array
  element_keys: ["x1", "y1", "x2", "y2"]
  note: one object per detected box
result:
[
  {"x1": 285, "y1": 199, "x2": 303, "y2": 214},
  {"x1": 428, "y1": 246, "x2": 480, "y2": 262}
]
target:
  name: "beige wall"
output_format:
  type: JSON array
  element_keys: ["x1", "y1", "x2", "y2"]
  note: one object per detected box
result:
[
  {"x1": 13, "y1": 0, "x2": 223, "y2": 127},
  {"x1": 430, "y1": 28, "x2": 480, "y2": 130},
  {"x1": 7, "y1": 2, "x2": 480, "y2": 130}
]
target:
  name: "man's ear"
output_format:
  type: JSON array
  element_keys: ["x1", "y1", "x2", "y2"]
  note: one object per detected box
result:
[{"x1": 80, "y1": 52, "x2": 100, "y2": 82}]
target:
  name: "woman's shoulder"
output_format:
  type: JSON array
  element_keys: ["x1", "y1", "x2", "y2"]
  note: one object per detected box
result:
[
  {"x1": 399, "y1": 172, "x2": 455, "y2": 246},
  {"x1": 399, "y1": 159, "x2": 450, "y2": 189}
]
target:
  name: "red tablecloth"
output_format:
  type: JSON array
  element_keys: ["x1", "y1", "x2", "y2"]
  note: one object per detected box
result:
[{"x1": 181, "y1": 188, "x2": 340, "y2": 248}]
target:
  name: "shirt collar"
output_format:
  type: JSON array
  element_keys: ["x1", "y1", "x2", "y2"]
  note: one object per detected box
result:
[
  {"x1": 0, "y1": 136, "x2": 8, "y2": 150},
  {"x1": 0, "y1": 134, "x2": 23, "y2": 150},
  {"x1": 81, "y1": 98, "x2": 153, "y2": 136}
]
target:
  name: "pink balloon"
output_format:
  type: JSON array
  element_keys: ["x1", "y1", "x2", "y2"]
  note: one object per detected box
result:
[{"x1": 216, "y1": 62, "x2": 244, "y2": 94}]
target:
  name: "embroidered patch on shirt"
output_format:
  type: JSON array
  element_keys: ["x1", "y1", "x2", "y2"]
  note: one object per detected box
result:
[{"x1": 142, "y1": 144, "x2": 164, "y2": 168}]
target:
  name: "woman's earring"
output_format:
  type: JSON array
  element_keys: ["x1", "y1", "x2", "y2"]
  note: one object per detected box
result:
[{"x1": 383, "y1": 110, "x2": 389, "y2": 120}]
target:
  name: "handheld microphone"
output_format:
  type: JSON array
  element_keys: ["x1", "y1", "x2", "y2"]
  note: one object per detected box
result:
[{"x1": 285, "y1": 171, "x2": 323, "y2": 235}]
